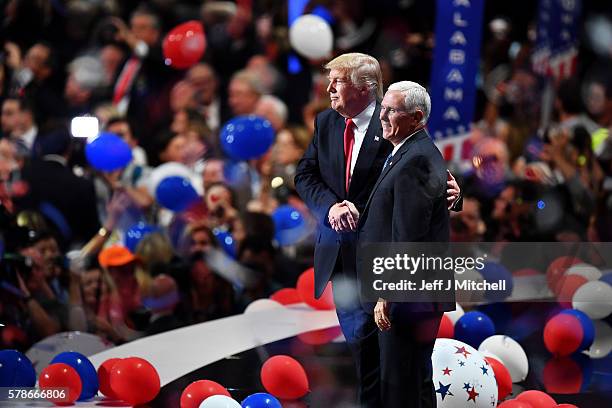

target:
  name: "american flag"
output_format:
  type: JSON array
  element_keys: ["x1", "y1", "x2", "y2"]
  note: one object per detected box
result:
[{"x1": 532, "y1": 0, "x2": 582, "y2": 80}]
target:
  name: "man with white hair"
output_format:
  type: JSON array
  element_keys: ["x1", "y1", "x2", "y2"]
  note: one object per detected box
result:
[
  {"x1": 254, "y1": 94, "x2": 288, "y2": 131},
  {"x1": 357, "y1": 81, "x2": 454, "y2": 408}
]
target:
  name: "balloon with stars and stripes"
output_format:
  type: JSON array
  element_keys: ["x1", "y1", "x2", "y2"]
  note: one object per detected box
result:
[{"x1": 432, "y1": 338, "x2": 498, "y2": 407}]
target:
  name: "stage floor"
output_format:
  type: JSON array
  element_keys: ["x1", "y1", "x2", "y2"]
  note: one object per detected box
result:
[{"x1": 3, "y1": 302, "x2": 611, "y2": 407}]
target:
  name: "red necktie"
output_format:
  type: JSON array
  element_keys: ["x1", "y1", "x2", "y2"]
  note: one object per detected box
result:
[
  {"x1": 344, "y1": 118, "x2": 355, "y2": 193},
  {"x1": 112, "y1": 57, "x2": 141, "y2": 105}
]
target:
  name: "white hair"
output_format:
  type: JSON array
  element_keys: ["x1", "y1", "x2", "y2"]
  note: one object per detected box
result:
[
  {"x1": 387, "y1": 81, "x2": 431, "y2": 125},
  {"x1": 258, "y1": 94, "x2": 288, "y2": 125},
  {"x1": 69, "y1": 55, "x2": 107, "y2": 90}
]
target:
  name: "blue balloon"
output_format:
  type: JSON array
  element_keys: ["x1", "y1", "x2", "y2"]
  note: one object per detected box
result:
[
  {"x1": 479, "y1": 262, "x2": 513, "y2": 301},
  {"x1": 271, "y1": 205, "x2": 307, "y2": 246},
  {"x1": 125, "y1": 222, "x2": 158, "y2": 252},
  {"x1": 0, "y1": 350, "x2": 36, "y2": 387},
  {"x1": 560, "y1": 309, "x2": 595, "y2": 351},
  {"x1": 156, "y1": 176, "x2": 200, "y2": 212},
  {"x1": 50, "y1": 351, "x2": 99, "y2": 401},
  {"x1": 85, "y1": 132, "x2": 132, "y2": 171},
  {"x1": 242, "y1": 392, "x2": 282, "y2": 408},
  {"x1": 213, "y1": 228, "x2": 236, "y2": 258},
  {"x1": 454, "y1": 311, "x2": 496, "y2": 348},
  {"x1": 220, "y1": 116, "x2": 275, "y2": 161},
  {"x1": 599, "y1": 272, "x2": 612, "y2": 286}
]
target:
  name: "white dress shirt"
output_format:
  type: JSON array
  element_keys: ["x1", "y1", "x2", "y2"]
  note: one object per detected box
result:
[
  {"x1": 348, "y1": 100, "x2": 377, "y2": 179},
  {"x1": 391, "y1": 128, "x2": 422, "y2": 157},
  {"x1": 20, "y1": 126, "x2": 38, "y2": 151}
]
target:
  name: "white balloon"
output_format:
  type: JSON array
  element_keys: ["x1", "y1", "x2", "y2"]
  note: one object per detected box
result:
[
  {"x1": 444, "y1": 303, "x2": 465, "y2": 324},
  {"x1": 572, "y1": 281, "x2": 612, "y2": 319},
  {"x1": 244, "y1": 298, "x2": 283, "y2": 314},
  {"x1": 566, "y1": 263, "x2": 603, "y2": 281},
  {"x1": 478, "y1": 335, "x2": 529, "y2": 383},
  {"x1": 147, "y1": 161, "x2": 194, "y2": 196},
  {"x1": 584, "y1": 320, "x2": 612, "y2": 359},
  {"x1": 289, "y1": 15, "x2": 333, "y2": 59},
  {"x1": 200, "y1": 395, "x2": 241, "y2": 408},
  {"x1": 432, "y1": 338, "x2": 498, "y2": 407}
]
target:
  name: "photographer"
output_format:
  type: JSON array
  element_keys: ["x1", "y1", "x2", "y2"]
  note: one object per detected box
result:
[{"x1": 1, "y1": 228, "x2": 69, "y2": 342}]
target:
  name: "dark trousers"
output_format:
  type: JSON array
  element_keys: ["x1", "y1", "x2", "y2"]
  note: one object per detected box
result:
[
  {"x1": 379, "y1": 309, "x2": 442, "y2": 408},
  {"x1": 332, "y1": 244, "x2": 442, "y2": 407},
  {"x1": 332, "y1": 242, "x2": 381, "y2": 408},
  {"x1": 333, "y1": 276, "x2": 381, "y2": 408}
]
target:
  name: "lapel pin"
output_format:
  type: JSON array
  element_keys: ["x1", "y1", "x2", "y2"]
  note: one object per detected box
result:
[{"x1": 374, "y1": 136, "x2": 380, "y2": 141}]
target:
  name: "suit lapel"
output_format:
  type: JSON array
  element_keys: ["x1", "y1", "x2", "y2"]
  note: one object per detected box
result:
[
  {"x1": 348, "y1": 103, "x2": 384, "y2": 198},
  {"x1": 360, "y1": 130, "x2": 428, "y2": 221},
  {"x1": 331, "y1": 115, "x2": 347, "y2": 197}
]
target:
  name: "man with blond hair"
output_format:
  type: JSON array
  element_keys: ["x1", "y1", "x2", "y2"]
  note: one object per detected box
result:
[{"x1": 296, "y1": 54, "x2": 460, "y2": 407}]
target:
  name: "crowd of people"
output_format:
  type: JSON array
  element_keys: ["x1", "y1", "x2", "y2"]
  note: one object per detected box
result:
[{"x1": 0, "y1": 0, "x2": 610, "y2": 352}]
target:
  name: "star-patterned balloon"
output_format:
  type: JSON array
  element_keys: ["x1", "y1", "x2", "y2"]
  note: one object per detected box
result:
[{"x1": 432, "y1": 338, "x2": 499, "y2": 407}]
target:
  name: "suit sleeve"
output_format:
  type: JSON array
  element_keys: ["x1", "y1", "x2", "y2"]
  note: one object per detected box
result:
[
  {"x1": 294, "y1": 115, "x2": 340, "y2": 224},
  {"x1": 391, "y1": 157, "x2": 441, "y2": 242}
]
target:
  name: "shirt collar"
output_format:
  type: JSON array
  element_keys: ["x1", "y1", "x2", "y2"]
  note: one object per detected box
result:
[
  {"x1": 391, "y1": 127, "x2": 423, "y2": 156},
  {"x1": 21, "y1": 126, "x2": 37, "y2": 150},
  {"x1": 351, "y1": 100, "x2": 376, "y2": 132}
]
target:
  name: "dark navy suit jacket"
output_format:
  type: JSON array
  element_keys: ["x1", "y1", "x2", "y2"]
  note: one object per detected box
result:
[
  {"x1": 358, "y1": 128, "x2": 455, "y2": 313},
  {"x1": 295, "y1": 103, "x2": 392, "y2": 298}
]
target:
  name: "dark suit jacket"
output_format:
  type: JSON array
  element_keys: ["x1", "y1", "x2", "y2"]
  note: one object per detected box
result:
[
  {"x1": 15, "y1": 157, "x2": 100, "y2": 246},
  {"x1": 295, "y1": 103, "x2": 393, "y2": 298},
  {"x1": 358, "y1": 129, "x2": 455, "y2": 313}
]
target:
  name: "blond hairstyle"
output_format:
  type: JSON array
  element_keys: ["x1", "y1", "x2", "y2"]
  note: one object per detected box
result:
[{"x1": 325, "y1": 53, "x2": 383, "y2": 100}]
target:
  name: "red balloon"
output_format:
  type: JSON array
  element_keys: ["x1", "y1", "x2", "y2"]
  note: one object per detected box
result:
[
  {"x1": 546, "y1": 256, "x2": 582, "y2": 291},
  {"x1": 297, "y1": 326, "x2": 343, "y2": 345},
  {"x1": 485, "y1": 356, "x2": 513, "y2": 401},
  {"x1": 97, "y1": 358, "x2": 121, "y2": 399},
  {"x1": 542, "y1": 357, "x2": 582, "y2": 394},
  {"x1": 162, "y1": 21, "x2": 206, "y2": 69},
  {"x1": 261, "y1": 355, "x2": 309, "y2": 400},
  {"x1": 543, "y1": 314, "x2": 583, "y2": 356},
  {"x1": 516, "y1": 390, "x2": 557, "y2": 408},
  {"x1": 270, "y1": 288, "x2": 302, "y2": 305},
  {"x1": 513, "y1": 268, "x2": 541, "y2": 277},
  {"x1": 497, "y1": 401, "x2": 534, "y2": 408},
  {"x1": 110, "y1": 357, "x2": 160, "y2": 405},
  {"x1": 180, "y1": 380, "x2": 230, "y2": 408},
  {"x1": 39, "y1": 363, "x2": 82, "y2": 405},
  {"x1": 555, "y1": 275, "x2": 588, "y2": 307},
  {"x1": 1, "y1": 324, "x2": 28, "y2": 346},
  {"x1": 297, "y1": 268, "x2": 334, "y2": 310},
  {"x1": 437, "y1": 314, "x2": 454, "y2": 338}
]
